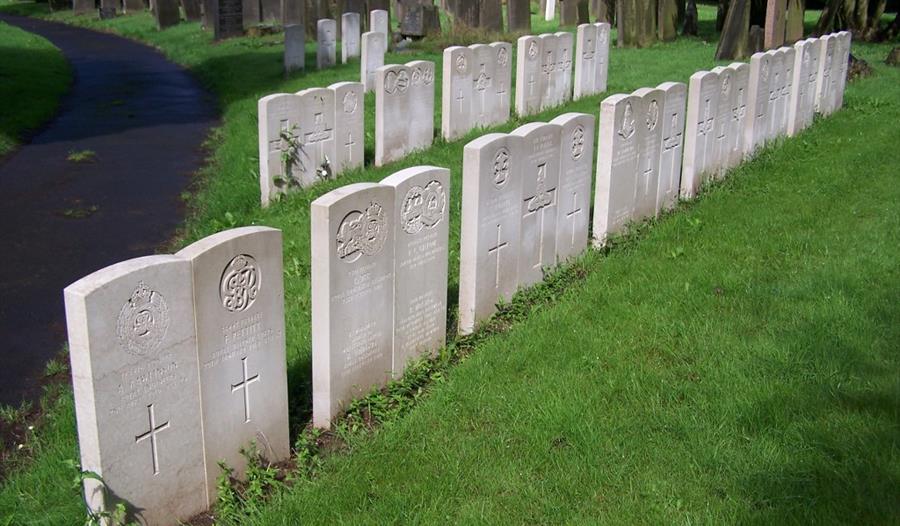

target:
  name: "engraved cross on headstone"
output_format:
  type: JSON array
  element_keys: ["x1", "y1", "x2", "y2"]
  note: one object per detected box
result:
[
  {"x1": 135, "y1": 404, "x2": 170, "y2": 475},
  {"x1": 231, "y1": 356, "x2": 260, "y2": 423},
  {"x1": 487, "y1": 224, "x2": 508, "y2": 288},
  {"x1": 523, "y1": 163, "x2": 556, "y2": 268},
  {"x1": 474, "y1": 63, "x2": 492, "y2": 120},
  {"x1": 304, "y1": 111, "x2": 334, "y2": 159},
  {"x1": 663, "y1": 113, "x2": 682, "y2": 177},
  {"x1": 345, "y1": 132, "x2": 355, "y2": 163},
  {"x1": 565, "y1": 192, "x2": 582, "y2": 245},
  {"x1": 456, "y1": 88, "x2": 465, "y2": 113}
]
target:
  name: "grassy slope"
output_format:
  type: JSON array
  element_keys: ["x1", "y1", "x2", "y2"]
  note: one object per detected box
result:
[
  {"x1": 0, "y1": 19, "x2": 69, "y2": 156},
  {"x1": 0, "y1": 2, "x2": 897, "y2": 523}
]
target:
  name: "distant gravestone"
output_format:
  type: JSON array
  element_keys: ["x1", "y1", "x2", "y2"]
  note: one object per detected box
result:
[
  {"x1": 593, "y1": 93, "x2": 641, "y2": 245},
  {"x1": 764, "y1": 0, "x2": 786, "y2": 49},
  {"x1": 555, "y1": 32, "x2": 574, "y2": 106},
  {"x1": 375, "y1": 64, "x2": 412, "y2": 166},
  {"x1": 511, "y1": 122, "x2": 562, "y2": 288},
  {"x1": 710, "y1": 66, "x2": 733, "y2": 177},
  {"x1": 65, "y1": 256, "x2": 207, "y2": 525},
  {"x1": 550, "y1": 113, "x2": 595, "y2": 262},
  {"x1": 574, "y1": 24, "x2": 598, "y2": 99},
  {"x1": 155, "y1": 0, "x2": 181, "y2": 29},
  {"x1": 74, "y1": 0, "x2": 95, "y2": 16},
  {"x1": 765, "y1": 49, "x2": 784, "y2": 140},
  {"x1": 515, "y1": 35, "x2": 543, "y2": 117},
  {"x1": 715, "y1": 0, "x2": 750, "y2": 60},
  {"x1": 361, "y1": 31, "x2": 386, "y2": 92},
  {"x1": 787, "y1": 38, "x2": 818, "y2": 136},
  {"x1": 560, "y1": 0, "x2": 578, "y2": 26},
  {"x1": 400, "y1": 3, "x2": 424, "y2": 37},
  {"x1": 680, "y1": 70, "x2": 719, "y2": 199},
  {"x1": 658, "y1": 0, "x2": 678, "y2": 41},
  {"x1": 242, "y1": 0, "x2": 259, "y2": 30},
  {"x1": 380, "y1": 166, "x2": 450, "y2": 376},
  {"x1": 744, "y1": 52, "x2": 772, "y2": 155},
  {"x1": 835, "y1": 32, "x2": 851, "y2": 110},
  {"x1": 317, "y1": 19, "x2": 337, "y2": 69},
  {"x1": 311, "y1": 183, "x2": 395, "y2": 428},
  {"x1": 284, "y1": 24, "x2": 305, "y2": 74},
  {"x1": 329, "y1": 82, "x2": 365, "y2": 175},
  {"x1": 656, "y1": 81, "x2": 686, "y2": 212},
  {"x1": 182, "y1": 0, "x2": 202, "y2": 21},
  {"x1": 749, "y1": 25, "x2": 765, "y2": 53},
  {"x1": 282, "y1": 0, "x2": 303, "y2": 25},
  {"x1": 594, "y1": 23, "x2": 610, "y2": 92},
  {"x1": 258, "y1": 94, "x2": 301, "y2": 205},
  {"x1": 544, "y1": 0, "x2": 555, "y2": 21},
  {"x1": 725, "y1": 62, "x2": 749, "y2": 169},
  {"x1": 441, "y1": 46, "x2": 474, "y2": 141},
  {"x1": 123, "y1": 0, "x2": 144, "y2": 14},
  {"x1": 785, "y1": 0, "x2": 803, "y2": 43},
  {"x1": 370, "y1": 9, "x2": 389, "y2": 50},
  {"x1": 99, "y1": 6, "x2": 117, "y2": 19},
  {"x1": 539, "y1": 33, "x2": 559, "y2": 110},
  {"x1": 459, "y1": 133, "x2": 524, "y2": 335},
  {"x1": 214, "y1": 0, "x2": 244, "y2": 40},
  {"x1": 632, "y1": 87, "x2": 665, "y2": 218},
  {"x1": 779, "y1": 47, "x2": 796, "y2": 136},
  {"x1": 260, "y1": 0, "x2": 280, "y2": 23},
  {"x1": 405, "y1": 60, "x2": 436, "y2": 153},
  {"x1": 508, "y1": 0, "x2": 531, "y2": 31},
  {"x1": 342, "y1": 12, "x2": 361, "y2": 63},
  {"x1": 490, "y1": 42, "x2": 512, "y2": 126},
  {"x1": 814, "y1": 34, "x2": 836, "y2": 115},
  {"x1": 469, "y1": 44, "x2": 497, "y2": 130},
  {"x1": 176, "y1": 227, "x2": 290, "y2": 502}
]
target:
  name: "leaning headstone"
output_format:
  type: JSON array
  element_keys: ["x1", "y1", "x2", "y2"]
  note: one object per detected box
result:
[
  {"x1": 539, "y1": 33, "x2": 559, "y2": 110},
  {"x1": 680, "y1": 70, "x2": 720, "y2": 199},
  {"x1": 511, "y1": 122, "x2": 562, "y2": 288},
  {"x1": 405, "y1": 60, "x2": 436, "y2": 153},
  {"x1": 176, "y1": 227, "x2": 290, "y2": 502},
  {"x1": 214, "y1": 0, "x2": 245, "y2": 40},
  {"x1": 469, "y1": 44, "x2": 497, "y2": 130},
  {"x1": 284, "y1": 24, "x2": 306, "y2": 74},
  {"x1": 710, "y1": 66, "x2": 733, "y2": 177},
  {"x1": 725, "y1": 62, "x2": 750, "y2": 169},
  {"x1": 65, "y1": 256, "x2": 207, "y2": 525},
  {"x1": 441, "y1": 46, "x2": 474, "y2": 141},
  {"x1": 744, "y1": 52, "x2": 772, "y2": 155},
  {"x1": 375, "y1": 64, "x2": 412, "y2": 166},
  {"x1": 258, "y1": 93, "x2": 301, "y2": 206},
  {"x1": 361, "y1": 31, "x2": 386, "y2": 92},
  {"x1": 459, "y1": 133, "x2": 524, "y2": 335},
  {"x1": 593, "y1": 93, "x2": 641, "y2": 245},
  {"x1": 295, "y1": 87, "x2": 337, "y2": 185},
  {"x1": 370, "y1": 9, "x2": 389, "y2": 49},
  {"x1": 380, "y1": 166, "x2": 450, "y2": 376},
  {"x1": 815, "y1": 34, "x2": 836, "y2": 115},
  {"x1": 342, "y1": 12, "x2": 361, "y2": 64},
  {"x1": 329, "y1": 82, "x2": 365, "y2": 175},
  {"x1": 655, "y1": 81, "x2": 686, "y2": 212},
  {"x1": 715, "y1": 0, "x2": 750, "y2": 60},
  {"x1": 317, "y1": 19, "x2": 337, "y2": 69},
  {"x1": 311, "y1": 183, "x2": 395, "y2": 428},
  {"x1": 632, "y1": 87, "x2": 665, "y2": 218},
  {"x1": 787, "y1": 38, "x2": 818, "y2": 135},
  {"x1": 550, "y1": 113, "x2": 595, "y2": 262},
  {"x1": 155, "y1": 0, "x2": 181, "y2": 29},
  {"x1": 554, "y1": 31, "x2": 575, "y2": 106},
  {"x1": 490, "y1": 42, "x2": 513, "y2": 126},
  {"x1": 515, "y1": 35, "x2": 544, "y2": 117}
]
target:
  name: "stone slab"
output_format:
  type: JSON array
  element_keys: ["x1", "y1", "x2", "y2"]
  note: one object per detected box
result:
[
  {"x1": 710, "y1": 66, "x2": 733, "y2": 177},
  {"x1": 342, "y1": 12, "x2": 361, "y2": 63},
  {"x1": 469, "y1": 44, "x2": 497, "y2": 130},
  {"x1": 680, "y1": 70, "x2": 719, "y2": 199},
  {"x1": 405, "y1": 60, "x2": 436, "y2": 153},
  {"x1": 515, "y1": 35, "x2": 544, "y2": 117},
  {"x1": 550, "y1": 113, "x2": 595, "y2": 262},
  {"x1": 329, "y1": 81, "x2": 365, "y2": 175},
  {"x1": 361, "y1": 30, "x2": 386, "y2": 92},
  {"x1": 490, "y1": 42, "x2": 512, "y2": 126},
  {"x1": 554, "y1": 31, "x2": 574, "y2": 106},
  {"x1": 656, "y1": 81, "x2": 686, "y2": 212},
  {"x1": 375, "y1": 64, "x2": 411, "y2": 166},
  {"x1": 317, "y1": 18, "x2": 337, "y2": 69},
  {"x1": 632, "y1": 87, "x2": 664, "y2": 218},
  {"x1": 539, "y1": 33, "x2": 559, "y2": 110},
  {"x1": 593, "y1": 93, "x2": 641, "y2": 245},
  {"x1": 725, "y1": 62, "x2": 749, "y2": 169},
  {"x1": 370, "y1": 9, "x2": 389, "y2": 49},
  {"x1": 441, "y1": 46, "x2": 474, "y2": 141},
  {"x1": 284, "y1": 24, "x2": 306, "y2": 74},
  {"x1": 744, "y1": 52, "x2": 772, "y2": 155},
  {"x1": 155, "y1": 0, "x2": 181, "y2": 29}
]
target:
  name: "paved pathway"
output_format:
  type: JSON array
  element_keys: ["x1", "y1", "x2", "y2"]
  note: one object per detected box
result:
[{"x1": 0, "y1": 14, "x2": 217, "y2": 405}]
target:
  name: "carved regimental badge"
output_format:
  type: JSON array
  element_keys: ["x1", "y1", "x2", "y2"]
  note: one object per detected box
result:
[
  {"x1": 456, "y1": 53, "x2": 467, "y2": 73},
  {"x1": 220, "y1": 255, "x2": 260, "y2": 313},
  {"x1": 571, "y1": 126, "x2": 585, "y2": 160},
  {"x1": 401, "y1": 181, "x2": 446, "y2": 234},
  {"x1": 337, "y1": 202, "x2": 388, "y2": 262},
  {"x1": 342, "y1": 91, "x2": 358, "y2": 114},
  {"x1": 647, "y1": 100, "x2": 659, "y2": 131},
  {"x1": 618, "y1": 101, "x2": 636, "y2": 140},
  {"x1": 721, "y1": 72, "x2": 732, "y2": 95},
  {"x1": 493, "y1": 148, "x2": 510, "y2": 187},
  {"x1": 497, "y1": 46, "x2": 509, "y2": 67},
  {"x1": 117, "y1": 282, "x2": 170, "y2": 357},
  {"x1": 528, "y1": 40, "x2": 539, "y2": 59},
  {"x1": 385, "y1": 69, "x2": 410, "y2": 94}
]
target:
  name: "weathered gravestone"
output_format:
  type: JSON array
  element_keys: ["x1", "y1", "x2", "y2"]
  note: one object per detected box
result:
[
  {"x1": 573, "y1": 23, "x2": 610, "y2": 99},
  {"x1": 593, "y1": 93, "x2": 641, "y2": 245},
  {"x1": 550, "y1": 113, "x2": 595, "y2": 262},
  {"x1": 124, "y1": 0, "x2": 144, "y2": 14},
  {"x1": 176, "y1": 227, "x2": 290, "y2": 501},
  {"x1": 814, "y1": 34, "x2": 836, "y2": 115},
  {"x1": 400, "y1": 2, "x2": 424, "y2": 37},
  {"x1": 242, "y1": 0, "x2": 260, "y2": 30},
  {"x1": 834, "y1": 32, "x2": 851, "y2": 111},
  {"x1": 361, "y1": 31, "x2": 386, "y2": 92},
  {"x1": 260, "y1": 0, "x2": 280, "y2": 23},
  {"x1": 155, "y1": 0, "x2": 180, "y2": 31},
  {"x1": 656, "y1": 81, "x2": 686, "y2": 212},
  {"x1": 99, "y1": 5, "x2": 117, "y2": 19},
  {"x1": 515, "y1": 35, "x2": 544, "y2": 117},
  {"x1": 632, "y1": 87, "x2": 665, "y2": 218},
  {"x1": 765, "y1": 49, "x2": 784, "y2": 140},
  {"x1": 511, "y1": 122, "x2": 562, "y2": 288},
  {"x1": 342, "y1": 12, "x2": 361, "y2": 63},
  {"x1": 544, "y1": 0, "x2": 555, "y2": 20},
  {"x1": 406, "y1": 60, "x2": 436, "y2": 153},
  {"x1": 284, "y1": 24, "x2": 306, "y2": 74},
  {"x1": 375, "y1": 64, "x2": 412, "y2": 166},
  {"x1": 715, "y1": 0, "x2": 750, "y2": 60},
  {"x1": 181, "y1": 0, "x2": 202, "y2": 21},
  {"x1": 370, "y1": 9, "x2": 389, "y2": 49},
  {"x1": 778, "y1": 47, "x2": 796, "y2": 136},
  {"x1": 658, "y1": 0, "x2": 678, "y2": 41},
  {"x1": 282, "y1": 0, "x2": 303, "y2": 25},
  {"x1": 710, "y1": 66, "x2": 734, "y2": 177},
  {"x1": 490, "y1": 42, "x2": 513, "y2": 126},
  {"x1": 785, "y1": 0, "x2": 803, "y2": 43},
  {"x1": 787, "y1": 38, "x2": 818, "y2": 136},
  {"x1": 469, "y1": 44, "x2": 498, "y2": 130},
  {"x1": 317, "y1": 19, "x2": 337, "y2": 69},
  {"x1": 560, "y1": 0, "x2": 578, "y2": 26},
  {"x1": 65, "y1": 256, "x2": 207, "y2": 525},
  {"x1": 680, "y1": 70, "x2": 720, "y2": 199},
  {"x1": 329, "y1": 82, "x2": 365, "y2": 175},
  {"x1": 380, "y1": 166, "x2": 450, "y2": 376},
  {"x1": 744, "y1": 52, "x2": 772, "y2": 155},
  {"x1": 214, "y1": 0, "x2": 244, "y2": 40},
  {"x1": 554, "y1": 32, "x2": 574, "y2": 107},
  {"x1": 74, "y1": 0, "x2": 95, "y2": 16},
  {"x1": 311, "y1": 183, "x2": 395, "y2": 428},
  {"x1": 725, "y1": 62, "x2": 749, "y2": 169},
  {"x1": 295, "y1": 87, "x2": 337, "y2": 184},
  {"x1": 764, "y1": 0, "x2": 786, "y2": 49},
  {"x1": 441, "y1": 46, "x2": 474, "y2": 141},
  {"x1": 507, "y1": 0, "x2": 531, "y2": 31},
  {"x1": 539, "y1": 33, "x2": 560, "y2": 110},
  {"x1": 459, "y1": 133, "x2": 524, "y2": 335}
]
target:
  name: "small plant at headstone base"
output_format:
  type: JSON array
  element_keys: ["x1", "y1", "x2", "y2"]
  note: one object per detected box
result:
[
  {"x1": 0, "y1": 401, "x2": 32, "y2": 426},
  {"x1": 43, "y1": 357, "x2": 68, "y2": 378},
  {"x1": 62, "y1": 459, "x2": 133, "y2": 526},
  {"x1": 211, "y1": 442, "x2": 283, "y2": 524},
  {"x1": 214, "y1": 461, "x2": 242, "y2": 523},
  {"x1": 274, "y1": 126, "x2": 302, "y2": 191},
  {"x1": 66, "y1": 149, "x2": 97, "y2": 163}
]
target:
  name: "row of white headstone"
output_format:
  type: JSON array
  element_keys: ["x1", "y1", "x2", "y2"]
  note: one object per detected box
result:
[
  {"x1": 285, "y1": 10, "x2": 389, "y2": 72},
  {"x1": 65, "y1": 227, "x2": 290, "y2": 525}
]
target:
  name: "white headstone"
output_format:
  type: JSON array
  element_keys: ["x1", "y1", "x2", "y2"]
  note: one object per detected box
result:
[
  {"x1": 744, "y1": 52, "x2": 772, "y2": 156},
  {"x1": 490, "y1": 42, "x2": 513, "y2": 125},
  {"x1": 65, "y1": 256, "x2": 206, "y2": 525},
  {"x1": 469, "y1": 44, "x2": 498, "y2": 129},
  {"x1": 632, "y1": 87, "x2": 665, "y2": 218},
  {"x1": 594, "y1": 23, "x2": 611, "y2": 94},
  {"x1": 176, "y1": 227, "x2": 289, "y2": 502},
  {"x1": 515, "y1": 35, "x2": 544, "y2": 117},
  {"x1": 341, "y1": 12, "x2": 361, "y2": 64},
  {"x1": 405, "y1": 60, "x2": 436, "y2": 152},
  {"x1": 725, "y1": 62, "x2": 749, "y2": 169},
  {"x1": 554, "y1": 31, "x2": 574, "y2": 106},
  {"x1": 459, "y1": 133, "x2": 523, "y2": 335},
  {"x1": 512, "y1": 122, "x2": 562, "y2": 288},
  {"x1": 544, "y1": 0, "x2": 555, "y2": 20},
  {"x1": 328, "y1": 82, "x2": 364, "y2": 174},
  {"x1": 656, "y1": 81, "x2": 686, "y2": 213},
  {"x1": 680, "y1": 70, "x2": 720, "y2": 199},
  {"x1": 361, "y1": 31, "x2": 386, "y2": 93},
  {"x1": 574, "y1": 24, "x2": 599, "y2": 99},
  {"x1": 375, "y1": 64, "x2": 411, "y2": 166},
  {"x1": 295, "y1": 87, "x2": 336, "y2": 185},
  {"x1": 311, "y1": 183, "x2": 395, "y2": 428},
  {"x1": 764, "y1": 49, "x2": 783, "y2": 141},
  {"x1": 550, "y1": 113, "x2": 595, "y2": 262},
  {"x1": 710, "y1": 66, "x2": 733, "y2": 177},
  {"x1": 380, "y1": 166, "x2": 450, "y2": 376},
  {"x1": 815, "y1": 34, "x2": 837, "y2": 115},
  {"x1": 779, "y1": 47, "x2": 796, "y2": 136},
  {"x1": 834, "y1": 31, "x2": 851, "y2": 110},
  {"x1": 788, "y1": 38, "x2": 817, "y2": 136},
  {"x1": 258, "y1": 93, "x2": 301, "y2": 206},
  {"x1": 593, "y1": 93, "x2": 641, "y2": 245},
  {"x1": 317, "y1": 19, "x2": 337, "y2": 69},
  {"x1": 441, "y1": 46, "x2": 474, "y2": 141},
  {"x1": 284, "y1": 24, "x2": 305, "y2": 73},
  {"x1": 370, "y1": 9, "x2": 389, "y2": 50},
  {"x1": 539, "y1": 33, "x2": 559, "y2": 110}
]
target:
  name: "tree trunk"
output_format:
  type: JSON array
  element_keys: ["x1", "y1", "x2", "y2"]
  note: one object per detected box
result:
[
  {"x1": 618, "y1": 0, "x2": 658, "y2": 47},
  {"x1": 683, "y1": 0, "x2": 698, "y2": 35},
  {"x1": 717, "y1": 0, "x2": 728, "y2": 31},
  {"x1": 716, "y1": 0, "x2": 751, "y2": 59},
  {"x1": 814, "y1": 0, "x2": 841, "y2": 35}
]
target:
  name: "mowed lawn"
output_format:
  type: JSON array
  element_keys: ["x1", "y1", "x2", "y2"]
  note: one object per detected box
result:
[
  {"x1": 0, "y1": 2, "x2": 897, "y2": 523},
  {"x1": 0, "y1": 19, "x2": 69, "y2": 156}
]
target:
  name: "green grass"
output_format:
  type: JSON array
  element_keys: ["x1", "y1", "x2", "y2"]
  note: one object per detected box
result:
[
  {"x1": 0, "y1": 19, "x2": 70, "y2": 156},
  {"x1": 0, "y1": 1, "x2": 897, "y2": 523}
]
